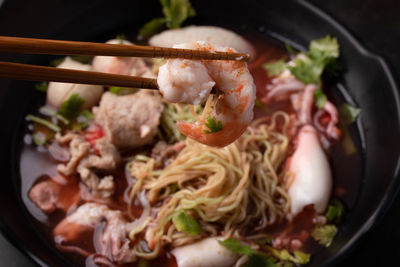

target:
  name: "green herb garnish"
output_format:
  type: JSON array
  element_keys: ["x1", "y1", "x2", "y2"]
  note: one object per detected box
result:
[
  {"x1": 58, "y1": 93, "x2": 85, "y2": 120},
  {"x1": 109, "y1": 86, "x2": 138, "y2": 95},
  {"x1": 109, "y1": 86, "x2": 123, "y2": 94},
  {"x1": 289, "y1": 36, "x2": 339, "y2": 85},
  {"x1": 26, "y1": 114, "x2": 61, "y2": 132},
  {"x1": 311, "y1": 224, "x2": 338, "y2": 247},
  {"x1": 139, "y1": 18, "x2": 168, "y2": 39},
  {"x1": 285, "y1": 43, "x2": 298, "y2": 55},
  {"x1": 73, "y1": 110, "x2": 94, "y2": 131},
  {"x1": 35, "y1": 82, "x2": 48, "y2": 92},
  {"x1": 308, "y1": 35, "x2": 340, "y2": 62},
  {"x1": 264, "y1": 36, "x2": 340, "y2": 108},
  {"x1": 172, "y1": 210, "x2": 202, "y2": 235},
  {"x1": 245, "y1": 253, "x2": 286, "y2": 267},
  {"x1": 325, "y1": 199, "x2": 344, "y2": 224},
  {"x1": 269, "y1": 248, "x2": 310, "y2": 265},
  {"x1": 139, "y1": 0, "x2": 196, "y2": 38},
  {"x1": 161, "y1": 0, "x2": 196, "y2": 29},
  {"x1": 314, "y1": 89, "x2": 328, "y2": 109},
  {"x1": 204, "y1": 117, "x2": 223, "y2": 134},
  {"x1": 341, "y1": 103, "x2": 360, "y2": 123},
  {"x1": 39, "y1": 106, "x2": 69, "y2": 125},
  {"x1": 219, "y1": 239, "x2": 294, "y2": 267},
  {"x1": 263, "y1": 59, "x2": 287, "y2": 77},
  {"x1": 289, "y1": 56, "x2": 324, "y2": 85},
  {"x1": 218, "y1": 238, "x2": 256, "y2": 256},
  {"x1": 262, "y1": 36, "x2": 340, "y2": 110}
]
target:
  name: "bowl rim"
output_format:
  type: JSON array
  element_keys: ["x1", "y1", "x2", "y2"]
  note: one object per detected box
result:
[
  {"x1": 0, "y1": 0, "x2": 400, "y2": 266},
  {"x1": 298, "y1": 0, "x2": 400, "y2": 266}
]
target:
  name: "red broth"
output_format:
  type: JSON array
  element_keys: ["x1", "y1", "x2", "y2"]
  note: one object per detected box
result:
[{"x1": 19, "y1": 30, "x2": 362, "y2": 266}]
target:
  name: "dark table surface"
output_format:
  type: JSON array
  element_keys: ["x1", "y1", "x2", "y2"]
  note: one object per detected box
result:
[{"x1": 0, "y1": 0, "x2": 400, "y2": 266}]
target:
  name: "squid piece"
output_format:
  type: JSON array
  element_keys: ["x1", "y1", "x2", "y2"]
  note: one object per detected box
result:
[
  {"x1": 171, "y1": 237, "x2": 238, "y2": 267},
  {"x1": 287, "y1": 125, "x2": 332, "y2": 215},
  {"x1": 149, "y1": 25, "x2": 255, "y2": 59}
]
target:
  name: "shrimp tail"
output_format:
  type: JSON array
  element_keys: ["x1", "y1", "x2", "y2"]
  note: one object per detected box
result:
[{"x1": 177, "y1": 121, "x2": 247, "y2": 147}]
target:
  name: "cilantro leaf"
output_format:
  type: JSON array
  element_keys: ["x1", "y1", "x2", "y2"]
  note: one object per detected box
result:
[
  {"x1": 35, "y1": 82, "x2": 48, "y2": 92},
  {"x1": 245, "y1": 254, "x2": 283, "y2": 267},
  {"x1": 172, "y1": 210, "x2": 202, "y2": 235},
  {"x1": 139, "y1": 0, "x2": 195, "y2": 38},
  {"x1": 161, "y1": 0, "x2": 196, "y2": 29},
  {"x1": 289, "y1": 56, "x2": 324, "y2": 85},
  {"x1": 219, "y1": 239, "x2": 297, "y2": 267},
  {"x1": 39, "y1": 106, "x2": 69, "y2": 125},
  {"x1": 269, "y1": 248, "x2": 310, "y2": 265},
  {"x1": 139, "y1": 18, "x2": 167, "y2": 39},
  {"x1": 218, "y1": 238, "x2": 256, "y2": 256},
  {"x1": 204, "y1": 117, "x2": 223, "y2": 134},
  {"x1": 109, "y1": 86, "x2": 123, "y2": 94},
  {"x1": 314, "y1": 89, "x2": 328, "y2": 109},
  {"x1": 325, "y1": 199, "x2": 344, "y2": 223},
  {"x1": 288, "y1": 35, "x2": 340, "y2": 86},
  {"x1": 79, "y1": 109, "x2": 94, "y2": 120},
  {"x1": 311, "y1": 224, "x2": 338, "y2": 247},
  {"x1": 58, "y1": 93, "x2": 85, "y2": 120},
  {"x1": 109, "y1": 86, "x2": 138, "y2": 95},
  {"x1": 341, "y1": 103, "x2": 360, "y2": 123},
  {"x1": 308, "y1": 35, "x2": 339, "y2": 62},
  {"x1": 263, "y1": 59, "x2": 287, "y2": 77},
  {"x1": 73, "y1": 110, "x2": 94, "y2": 131}
]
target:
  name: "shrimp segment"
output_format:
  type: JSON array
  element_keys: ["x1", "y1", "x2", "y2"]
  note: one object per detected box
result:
[
  {"x1": 158, "y1": 42, "x2": 256, "y2": 147},
  {"x1": 177, "y1": 121, "x2": 247, "y2": 147}
]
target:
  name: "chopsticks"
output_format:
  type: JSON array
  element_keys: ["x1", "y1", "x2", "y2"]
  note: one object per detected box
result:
[
  {"x1": 0, "y1": 61, "x2": 159, "y2": 89},
  {"x1": 0, "y1": 36, "x2": 250, "y2": 89},
  {"x1": 0, "y1": 36, "x2": 250, "y2": 61}
]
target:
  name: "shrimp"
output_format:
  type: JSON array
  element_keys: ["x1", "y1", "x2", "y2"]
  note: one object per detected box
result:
[{"x1": 157, "y1": 41, "x2": 256, "y2": 147}]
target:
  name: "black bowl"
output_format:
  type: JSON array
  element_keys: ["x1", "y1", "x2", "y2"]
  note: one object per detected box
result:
[{"x1": 0, "y1": 0, "x2": 399, "y2": 266}]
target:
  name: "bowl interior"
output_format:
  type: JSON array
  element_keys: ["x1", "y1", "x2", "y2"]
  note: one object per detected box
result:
[{"x1": 0, "y1": 0, "x2": 399, "y2": 266}]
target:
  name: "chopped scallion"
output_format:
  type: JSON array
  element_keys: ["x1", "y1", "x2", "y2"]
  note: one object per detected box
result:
[{"x1": 26, "y1": 114, "x2": 61, "y2": 132}]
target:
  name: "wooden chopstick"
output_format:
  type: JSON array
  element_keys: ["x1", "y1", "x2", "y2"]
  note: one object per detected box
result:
[
  {"x1": 0, "y1": 61, "x2": 159, "y2": 89},
  {"x1": 0, "y1": 36, "x2": 250, "y2": 62}
]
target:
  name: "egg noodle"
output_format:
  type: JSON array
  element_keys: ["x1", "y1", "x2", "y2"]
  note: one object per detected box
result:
[{"x1": 126, "y1": 107, "x2": 292, "y2": 259}]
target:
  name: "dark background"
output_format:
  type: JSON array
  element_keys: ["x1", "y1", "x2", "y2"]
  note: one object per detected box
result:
[{"x1": 0, "y1": 0, "x2": 399, "y2": 266}]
